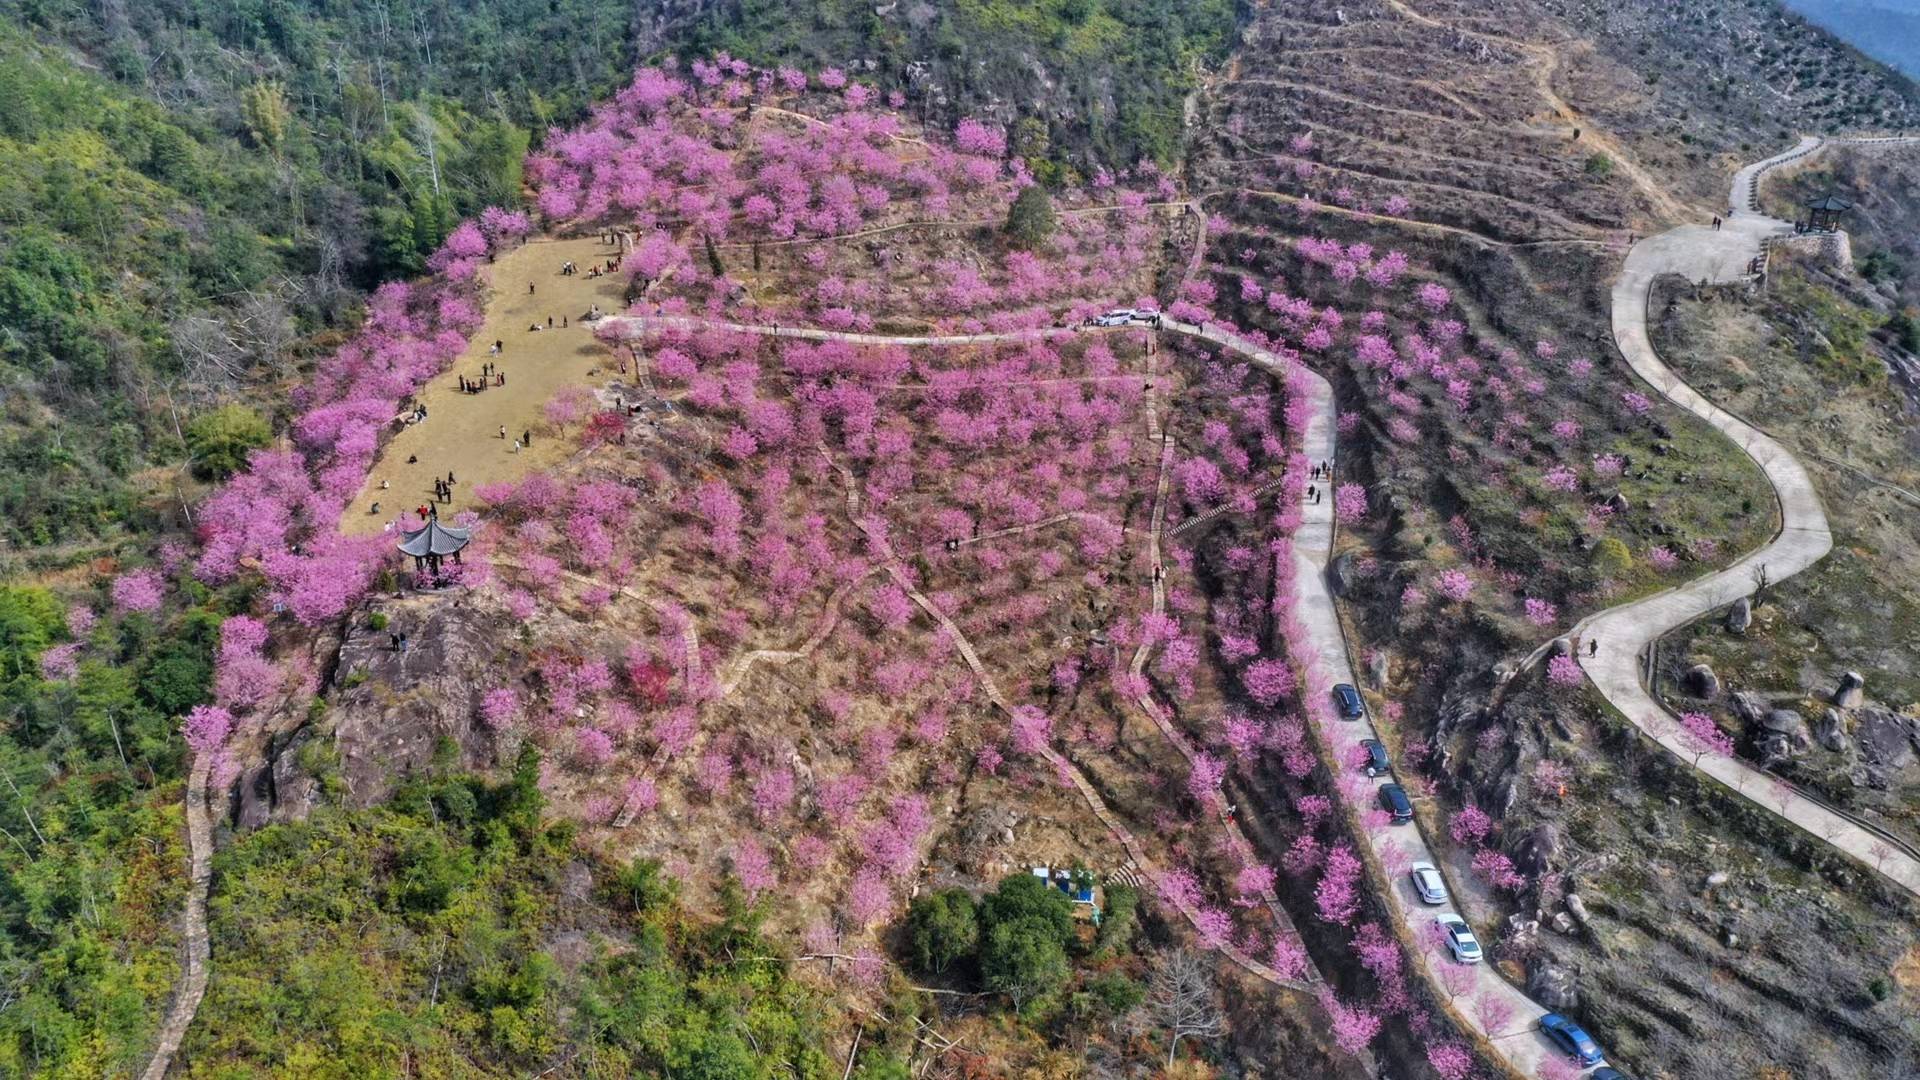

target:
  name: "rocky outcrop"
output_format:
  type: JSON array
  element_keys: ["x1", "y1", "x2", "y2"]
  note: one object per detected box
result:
[
  {"x1": 237, "y1": 593, "x2": 519, "y2": 826},
  {"x1": 1857, "y1": 707, "x2": 1920, "y2": 780}
]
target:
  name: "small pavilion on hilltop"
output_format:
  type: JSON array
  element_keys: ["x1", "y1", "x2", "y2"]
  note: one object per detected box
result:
[
  {"x1": 397, "y1": 518, "x2": 472, "y2": 577},
  {"x1": 1805, "y1": 193, "x2": 1852, "y2": 232}
]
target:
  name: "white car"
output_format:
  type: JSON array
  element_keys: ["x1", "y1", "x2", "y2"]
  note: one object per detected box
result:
[
  {"x1": 1093, "y1": 309, "x2": 1135, "y2": 326},
  {"x1": 1410, "y1": 861, "x2": 1449, "y2": 905},
  {"x1": 1435, "y1": 913, "x2": 1482, "y2": 963},
  {"x1": 1128, "y1": 308, "x2": 1161, "y2": 324}
]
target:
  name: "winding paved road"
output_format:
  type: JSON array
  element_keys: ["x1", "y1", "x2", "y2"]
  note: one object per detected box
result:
[{"x1": 1575, "y1": 136, "x2": 1920, "y2": 900}]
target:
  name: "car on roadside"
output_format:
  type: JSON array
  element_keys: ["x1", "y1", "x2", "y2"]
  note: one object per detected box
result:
[
  {"x1": 1332, "y1": 683, "x2": 1365, "y2": 720},
  {"x1": 1378, "y1": 783, "x2": 1413, "y2": 823},
  {"x1": 1539, "y1": 1013, "x2": 1605, "y2": 1067},
  {"x1": 1591, "y1": 1068, "x2": 1633, "y2": 1080},
  {"x1": 1434, "y1": 913, "x2": 1482, "y2": 963},
  {"x1": 1409, "y1": 861, "x2": 1448, "y2": 905},
  {"x1": 1359, "y1": 739, "x2": 1390, "y2": 777},
  {"x1": 1093, "y1": 309, "x2": 1135, "y2": 326},
  {"x1": 1127, "y1": 307, "x2": 1160, "y2": 324}
]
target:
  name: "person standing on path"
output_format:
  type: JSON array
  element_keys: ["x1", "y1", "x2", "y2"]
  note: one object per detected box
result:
[
  {"x1": 512, "y1": 440, "x2": 521, "y2": 454},
  {"x1": 522, "y1": 431, "x2": 531, "y2": 448},
  {"x1": 1588, "y1": 638, "x2": 1599, "y2": 657},
  {"x1": 499, "y1": 425, "x2": 508, "y2": 440}
]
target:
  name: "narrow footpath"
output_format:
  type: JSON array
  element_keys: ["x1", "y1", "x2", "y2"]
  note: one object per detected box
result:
[{"x1": 139, "y1": 758, "x2": 212, "y2": 1080}]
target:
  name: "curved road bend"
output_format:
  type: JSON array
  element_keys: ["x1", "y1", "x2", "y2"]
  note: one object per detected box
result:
[
  {"x1": 1576, "y1": 136, "x2": 1920, "y2": 899},
  {"x1": 605, "y1": 311, "x2": 1577, "y2": 1076}
]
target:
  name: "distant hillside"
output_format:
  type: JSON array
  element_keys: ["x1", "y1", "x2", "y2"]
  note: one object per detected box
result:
[{"x1": 1784, "y1": 0, "x2": 1920, "y2": 77}]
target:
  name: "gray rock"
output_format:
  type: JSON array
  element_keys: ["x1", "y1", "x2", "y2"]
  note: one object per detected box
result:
[
  {"x1": 1684, "y1": 663, "x2": 1721, "y2": 699},
  {"x1": 1857, "y1": 707, "x2": 1918, "y2": 773},
  {"x1": 1726, "y1": 597, "x2": 1752, "y2": 635},
  {"x1": 1549, "y1": 636, "x2": 1573, "y2": 658},
  {"x1": 1367, "y1": 648, "x2": 1389, "y2": 689},
  {"x1": 1606, "y1": 492, "x2": 1631, "y2": 513},
  {"x1": 1729, "y1": 691, "x2": 1772, "y2": 727},
  {"x1": 1565, "y1": 893, "x2": 1591, "y2": 926},
  {"x1": 318, "y1": 596, "x2": 521, "y2": 814},
  {"x1": 1816, "y1": 708, "x2": 1851, "y2": 754},
  {"x1": 1705, "y1": 871, "x2": 1730, "y2": 889},
  {"x1": 1832, "y1": 670, "x2": 1865, "y2": 709},
  {"x1": 1514, "y1": 823, "x2": 1563, "y2": 877},
  {"x1": 1551, "y1": 911, "x2": 1577, "y2": 934},
  {"x1": 1755, "y1": 708, "x2": 1812, "y2": 766},
  {"x1": 1328, "y1": 552, "x2": 1358, "y2": 597},
  {"x1": 1526, "y1": 961, "x2": 1580, "y2": 1009}
]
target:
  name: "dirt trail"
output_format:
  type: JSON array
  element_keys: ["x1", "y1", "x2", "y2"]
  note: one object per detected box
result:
[
  {"x1": 1378, "y1": 0, "x2": 1693, "y2": 225},
  {"x1": 139, "y1": 758, "x2": 212, "y2": 1080},
  {"x1": 342, "y1": 237, "x2": 629, "y2": 535}
]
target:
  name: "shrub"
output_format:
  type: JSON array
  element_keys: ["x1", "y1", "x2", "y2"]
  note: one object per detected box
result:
[
  {"x1": 185, "y1": 404, "x2": 272, "y2": 480},
  {"x1": 1592, "y1": 536, "x2": 1632, "y2": 577}
]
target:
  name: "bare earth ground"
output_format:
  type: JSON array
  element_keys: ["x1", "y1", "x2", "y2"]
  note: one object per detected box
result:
[{"x1": 342, "y1": 236, "x2": 628, "y2": 534}]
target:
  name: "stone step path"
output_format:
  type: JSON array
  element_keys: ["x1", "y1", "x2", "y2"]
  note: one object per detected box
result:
[{"x1": 1575, "y1": 135, "x2": 1920, "y2": 900}]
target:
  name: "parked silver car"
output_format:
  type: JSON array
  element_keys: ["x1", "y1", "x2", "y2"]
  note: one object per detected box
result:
[
  {"x1": 1410, "y1": 861, "x2": 1448, "y2": 905},
  {"x1": 1434, "y1": 913, "x2": 1482, "y2": 963}
]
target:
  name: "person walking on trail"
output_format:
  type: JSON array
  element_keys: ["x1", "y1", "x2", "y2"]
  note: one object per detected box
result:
[
  {"x1": 448, "y1": 471, "x2": 455, "y2": 485},
  {"x1": 512, "y1": 439, "x2": 522, "y2": 454},
  {"x1": 547, "y1": 316, "x2": 553, "y2": 328},
  {"x1": 1588, "y1": 637, "x2": 1599, "y2": 657},
  {"x1": 499, "y1": 425, "x2": 508, "y2": 440},
  {"x1": 528, "y1": 283, "x2": 535, "y2": 295},
  {"x1": 522, "y1": 430, "x2": 531, "y2": 448}
]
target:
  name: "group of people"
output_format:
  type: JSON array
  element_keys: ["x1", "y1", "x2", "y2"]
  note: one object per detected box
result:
[
  {"x1": 459, "y1": 360, "x2": 507, "y2": 394},
  {"x1": 565, "y1": 254, "x2": 624, "y2": 280}
]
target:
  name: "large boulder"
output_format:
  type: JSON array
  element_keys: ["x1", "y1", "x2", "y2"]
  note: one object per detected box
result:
[
  {"x1": 1513, "y1": 823, "x2": 1563, "y2": 877},
  {"x1": 1816, "y1": 708, "x2": 1852, "y2": 754},
  {"x1": 1754, "y1": 708, "x2": 1812, "y2": 766},
  {"x1": 1328, "y1": 552, "x2": 1358, "y2": 597},
  {"x1": 1684, "y1": 663, "x2": 1721, "y2": 700},
  {"x1": 1726, "y1": 597, "x2": 1752, "y2": 635},
  {"x1": 1527, "y1": 961, "x2": 1581, "y2": 1010},
  {"x1": 1729, "y1": 691, "x2": 1772, "y2": 727},
  {"x1": 1831, "y1": 670, "x2": 1866, "y2": 709}
]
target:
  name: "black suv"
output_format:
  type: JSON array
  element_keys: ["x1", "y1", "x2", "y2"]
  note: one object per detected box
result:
[{"x1": 1378, "y1": 783, "x2": 1413, "y2": 823}]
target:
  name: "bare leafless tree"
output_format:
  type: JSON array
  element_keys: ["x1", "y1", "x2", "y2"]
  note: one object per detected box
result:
[{"x1": 1145, "y1": 949, "x2": 1225, "y2": 1068}]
